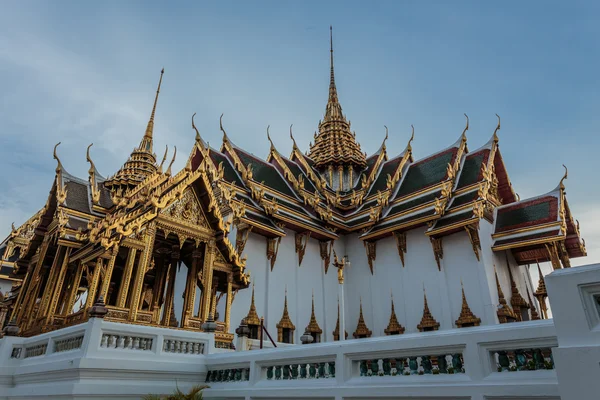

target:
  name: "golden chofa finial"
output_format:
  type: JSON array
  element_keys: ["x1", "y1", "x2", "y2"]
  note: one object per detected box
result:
[
  {"x1": 493, "y1": 114, "x2": 501, "y2": 143},
  {"x1": 382, "y1": 125, "x2": 389, "y2": 150},
  {"x1": 405, "y1": 125, "x2": 415, "y2": 153},
  {"x1": 289, "y1": 124, "x2": 299, "y2": 150},
  {"x1": 559, "y1": 164, "x2": 568, "y2": 190},
  {"x1": 166, "y1": 146, "x2": 177, "y2": 175},
  {"x1": 192, "y1": 112, "x2": 201, "y2": 143},
  {"x1": 86, "y1": 143, "x2": 97, "y2": 174},
  {"x1": 461, "y1": 113, "x2": 469, "y2": 140},
  {"x1": 53, "y1": 142, "x2": 63, "y2": 173},
  {"x1": 219, "y1": 113, "x2": 230, "y2": 143},
  {"x1": 86, "y1": 143, "x2": 101, "y2": 204},
  {"x1": 266, "y1": 125, "x2": 275, "y2": 151},
  {"x1": 158, "y1": 145, "x2": 168, "y2": 172}
]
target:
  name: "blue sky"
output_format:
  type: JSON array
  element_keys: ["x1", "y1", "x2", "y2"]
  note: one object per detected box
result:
[{"x1": 0, "y1": 1, "x2": 598, "y2": 268}]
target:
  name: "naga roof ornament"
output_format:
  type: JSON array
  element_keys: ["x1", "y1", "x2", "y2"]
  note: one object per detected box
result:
[{"x1": 308, "y1": 27, "x2": 366, "y2": 169}]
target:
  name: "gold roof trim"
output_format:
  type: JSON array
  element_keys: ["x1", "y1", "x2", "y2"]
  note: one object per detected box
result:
[
  {"x1": 352, "y1": 298, "x2": 372, "y2": 338},
  {"x1": 455, "y1": 281, "x2": 481, "y2": 328}
]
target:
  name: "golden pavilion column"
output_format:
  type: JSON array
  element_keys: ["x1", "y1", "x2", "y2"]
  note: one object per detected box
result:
[
  {"x1": 116, "y1": 247, "x2": 137, "y2": 308},
  {"x1": 224, "y1": 273, "x2": 233, "y2": 332},
  {"x1": 64, "y1": 261, "x2": 84, "y2": 315},
  {"x1": 129, "y1": 222, "x2": 157, "y2": 321},
  {"x1": 151, "y1": 255, "x2": 167, "y2": 323},
  {"x1": 98, "y1": 245, "x2": 119, "y2": 302},
  {"x1": 46, "y1": 247, "x2": 72, "y2": 322},
  {"x1": 200, "y1": 240, "x2": 216, "y2": 321},
  {"x1": 37, "y1": 246, "x2": 65, "y2": 318},
  {"x1": 161, "y1": 245, "x2": 179, "y2": 326},
  {"x1": 182, "y1": 248, "x2": 202, "y2": 328},
  {"x1": 17, "y1": 235, "x2": 50, "y2": 323},
  {"x1": 210, "y1": 278, "x2": 219, "y2": 317},
  {"x1": 84, "y1": 257, "x2": 104, "y2": 312}
]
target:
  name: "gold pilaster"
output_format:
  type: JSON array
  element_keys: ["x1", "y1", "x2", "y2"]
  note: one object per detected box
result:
[
  {"x1": 129, "y1": 223, "x2": 157, "y2": 321},
  {"x1": 99, "y1": 245, "x2": 119, "y2": 301},
  {"x1": 64, "y1": 262, "x2": 84, "y2": 315},
  {"x1": 162, "y1": 245, "x2": 179, "y2": 327},
  {"x1": 46, "y1": 247, "x2": 72, "y2": 322},
  {"x1": 17, "y1": 236, "x2": 50, "y2": 323},
  {"x1": 225, "y1": 273, "x2": 233, "y2": 332},
  {"x1": 38, "y1": 246, "x2": 65, "y2": 318},
  {"x1": 182, "y1": 248, "x2": 202, "y2": 327},
  {"x1": 84, "y1": 257, "x2": 103, "y2": 311},
  {"x1": 201, "y1": 240, "x2": 216, "y2": 321},
  {"x1": 117, "y1": 248, "x2": 137, "y2": 308}
]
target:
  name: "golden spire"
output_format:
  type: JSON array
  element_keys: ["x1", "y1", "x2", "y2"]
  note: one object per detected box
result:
[
  {"x1": 455, "y1": 281, "x2": 481, "y2": 328},
  {"x1": 417, "y1": 286, "x2": 440, "y2": 332},
  {"x1": 308, "y1": 27, "x2": 366, "y2": 169},
  {"x1": 526, "y1": 284, "x2": 540, "y2": 320},
  {"x1": 276, "y1": 287, "x2": 295, "y2": 340},
  {"x1": 535, "y1": 262, "x2": 547, "y2": 297},
  {"x1": 495, "y1": 266, "x2": 517, "y2": 323},
  {"x1": 306, "y1": 291, "x2": 322, "y2": 334},
  {"x1": 332, "y1": 296, "x2": 347, "y2": 340},
  {"x1": 507, "y1": 259, "x2": 528, "y2": 320},
  {"x1": 384, "y1": 292, "x2": 405, "y2": 335},
  {"x1": 353, "y1": 297, "x2": 372, "y2": 338},
  {"x1": 139, "y1": 68, "x2": 164, "y2": 153},
  {"x1": 244, "y1": 283, "x2": 260, "y2": 326}
]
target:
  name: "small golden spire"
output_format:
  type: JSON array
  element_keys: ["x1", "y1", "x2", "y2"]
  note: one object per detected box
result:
[
  {"x1": 353, "y1": 297, "x2": 372, "y2": 338},
  {"x1": 306, "y1": 290, "x2": 322, "y2": 334},
  {"x1": 506, "y1": 258, "x2": 528, "y2": 320},
  {"x1": 455, "y1": 280, "x2": 481, "y2": 328},
  {"x1": 166, "y1": 146, "x2": 177, "y2": 175},
  {"x1": 384, "y1": 292, "x2": 405, "y2": 335},
  {"x1": 140, "y1": 68, "x2": 164, "y2": 152},
  {"x1": 276, "y1": 287, "x2": 295, "y2": 340},
  {"x1": 526, "y1": 284, "x2": 540, "y2": 320},
  {"x1": 494, "y1": 265, "x2": 517, "y2": 323},
  {"x1": 535, "y1": 262, "x2": 547, "y2": 297},
  {"x1": 417, "y1": 285, "x2": 440, "y2": 332},
  {"x1": 244, "y1": 282, "x2": 260, "y2": 326},
  {"x1": 333, "y1": 295, "x2": 347, "y2": 340},
  {"x1": 328, "y1": 25, "x2": 337, "y2": 105},
  {"x1": 493, "y1": 114, "x2": 501, "y2": 143}
]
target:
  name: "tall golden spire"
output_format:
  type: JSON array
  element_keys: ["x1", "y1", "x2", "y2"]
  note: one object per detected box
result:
[
  {"x1": 526, "y1": 284, "x2": 540, "y2": 320},
  {"x1": 455, "y1": 281, "x2": 481, "y2": 328},
  {"x1": 507, "y1": 261, "x2": 528, "y2": 321},
  {"x1": 353, "y1": 297, "x2": 372, "y2": 338},
  {"x1": 308, "y1": 27, "x2": 366, "y2": 170},
  {"x1": 139, "y1": 68, "x2": 164, "y2": 153}
]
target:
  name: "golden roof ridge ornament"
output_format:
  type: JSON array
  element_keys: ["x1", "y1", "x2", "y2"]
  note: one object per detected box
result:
[
  {"x1": 353, "y1": 297, "x2": 372, "y2": 338},
  {"x1": 290, "y1": 124, "x2": 299, "y2": 151},
  {"x1": 559, "y1": 164, "x2": 568, "y2": 190},
  {"x1": 493, "y1": 114, "x2": 501, "y2": 143},
  {"x1": 266, "y1": 125, "x2": 275, "y2": 152},
  {"x1": 140, "y1": 68, "x2": 164, "y2": 153},
  {"x1": 462, "y1": 113, "x2": 469, "y2": 139},
  {"x1": 220, "y1": 113, "x2": 231, "y2": 145},
  {"x1": 53, "y1": 142, "x2": 68, "y2": 205},
  {"x1": 455, "y1": 280, "x2": 481, "y2": 328},
  {"x1": 86, "y1": 143, "x2": 101, "y2": 204},
  {"x1": 158, "y1": 145, "x2": 168, "y2": 173},
  {"x1": 166, "y1": 146, "x2": 177, "y2": 175}
]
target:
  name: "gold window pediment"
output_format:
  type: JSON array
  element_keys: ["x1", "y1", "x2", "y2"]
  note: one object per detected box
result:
[{"x1": 160, "y1": 188, "x2": 211, "y2": 231}]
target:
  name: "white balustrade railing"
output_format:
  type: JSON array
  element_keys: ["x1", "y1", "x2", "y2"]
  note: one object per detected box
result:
[{"x1": 202, "y1": 320, "x2": 559, "y2": 400}]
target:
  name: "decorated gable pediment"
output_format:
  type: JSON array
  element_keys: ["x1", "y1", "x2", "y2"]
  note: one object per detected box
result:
[{"x1": 160, "y1": 188, "x2": 211, "y2": 231}]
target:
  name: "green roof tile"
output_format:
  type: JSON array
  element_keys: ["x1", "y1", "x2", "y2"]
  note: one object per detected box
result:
[
  {"x1": 456, "y1": 151, "x2": 488, "y2": 189},
  {"x1": 396, "y1": 149, "x2": 456, "y2": 198},
  {"x1": 235, "y1": 149, "x2": 296, "y2": 198}
]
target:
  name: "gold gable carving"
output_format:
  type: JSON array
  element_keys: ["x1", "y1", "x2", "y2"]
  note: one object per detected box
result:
[{"x1": 161, "y1": 188, "x2": 210, "y2": 229}]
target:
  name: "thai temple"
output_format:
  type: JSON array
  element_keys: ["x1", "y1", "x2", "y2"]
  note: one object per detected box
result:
[{"x1": 0, "y1": 29, "x2": 596, "y2": 400}]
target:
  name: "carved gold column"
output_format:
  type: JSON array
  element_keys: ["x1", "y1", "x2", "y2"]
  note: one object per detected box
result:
[
  {"x1": 99, "y1": 245, "x2": 119, "y2": 302},
  {"x1": 161, "y1": 245, "x2": 179, "y2": 326},
  {"x1": 182, "y1": 248, "x2": 201, "y2": 327},
  {"x1": 116, "y1": 247, "x2": 137, "y2": 308},
  {"x1": 46, "y1": 247, "x2": 72, "y2": 322},
  {"x1": 64, "y1": 261, "x2": 84, "y2": 315},
  {"x1": 84, "y1": 257, "x2": 104, "y2": 312},
  {"x1": 225, "y1": 273, "x2": 233, "y2": 332},
  {"x1": 200, "y1": 240, "x2": 216, "y2": 321},
  {"x1": 129, "y1": 223, "x2": 157, "y2": 321},
  {"x1": 10, "y1": 267, "x2": 30, "y2": 320},
  {"x1": 210, "y1": 278, "x2": 219, "y2": 317},
  {"x1": 17, "y1": 236, "x2": 50, "y2": 324},
  {"x1": 38, "y1": 246, "x2": 65, "y2": 318}
]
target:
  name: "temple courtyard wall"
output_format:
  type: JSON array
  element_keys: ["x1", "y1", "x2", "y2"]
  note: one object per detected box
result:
[{"x1": 0, "y1": 263, "x2": 598, "y2": 399}]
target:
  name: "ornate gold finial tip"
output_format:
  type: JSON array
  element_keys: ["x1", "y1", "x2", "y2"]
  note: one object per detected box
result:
[{"x1": 161, "y1": 68, "x2": 165, "y2": 74}]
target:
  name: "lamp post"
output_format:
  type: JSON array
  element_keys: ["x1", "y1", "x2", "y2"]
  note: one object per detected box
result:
[{"x1": 333, "y1": 249, "x2": 350, "y2": 342}]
